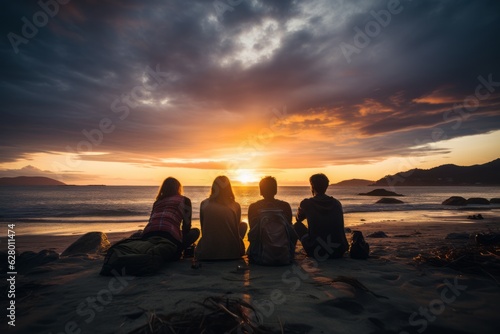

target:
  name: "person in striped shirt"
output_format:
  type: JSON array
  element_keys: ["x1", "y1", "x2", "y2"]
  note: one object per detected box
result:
[{"x1": 142, "y1": 177, "x2": 200, "y2": 259}]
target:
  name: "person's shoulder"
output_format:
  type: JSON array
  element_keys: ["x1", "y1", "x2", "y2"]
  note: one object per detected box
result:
[
  {"x1": 251, "y1": 199, "x2": 273, "y2": 211},
  {"x1": 323, "y1": 195, "x2": 342, "y2": 207},
  {"x1": 299, "y1": 197, "x2": 313, "y2": 206},
  {"x1": 249, "y1": 199, "x2": 266, "y2": 207},
  {"x1": 248, "y1": 200, "x2": 259, "y2": 210},
  {"x1": 274, "y1": 198, "x2": 292, "y2": 208},
  {"x1": 328, "y1": 195, "x2": 342, "y2": 204}
]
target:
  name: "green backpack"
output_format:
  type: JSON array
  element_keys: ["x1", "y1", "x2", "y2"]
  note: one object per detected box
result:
[{"x1": 100, "y1": 236, "x2": 177, "y2": 276}]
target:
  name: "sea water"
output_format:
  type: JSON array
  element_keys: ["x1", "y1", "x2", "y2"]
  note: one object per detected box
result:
[{"x1": 1, "y1": 185, "x2": 499, "y2": 235}]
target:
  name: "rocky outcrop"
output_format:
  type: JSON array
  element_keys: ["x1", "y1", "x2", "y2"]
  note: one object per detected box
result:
[
  {"x1": 371, "y1": 158, "x2": 500, "y2": 186},
  {"x1": 0, "y1": 176, "x2": 66, "y2": 186},
  {"x1": 366, "y1": 231, "x2": 389, "y2": 238},
  {"x1": 466, "y1": 198, "x2": 490, "y2": 205},
  {"x1": 17, "y1": 250, "x2": 59, "y2": 271},
  {"x1": 442, "y1": 196, "x2": 467, "y2": 206},
  {"x1": 358, "y1": 188, "x2": 404, "y2": 196},
  {"x1": 376, "y1": 198, "x2": 404, "y2": 204},
  {"x1": 490, "y1": 198, "x2": 500, "y2": 204},
  {"x1": 61, "y1": 232, "x2": 111, "y2": 256}
]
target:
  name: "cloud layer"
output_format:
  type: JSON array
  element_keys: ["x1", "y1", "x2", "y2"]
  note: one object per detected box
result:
[{"x1": 1, "y1": 0, "x2": 499, "y2": 172}]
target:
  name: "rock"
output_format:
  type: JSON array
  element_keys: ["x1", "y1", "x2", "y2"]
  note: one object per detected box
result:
[
  {"x1": 358, "y1": 188, "x2": 404, "y2": 196},
  {"x1": 490, "y1": 198, "x2": 500, "y2": 204},
  {"x1": 61, "y1": 232, "x2": 110, "y2": 256},
  {"x1": 367, "y1": 231, "x2": 389, "y2": 238},
  {"x1": 376, "y1": 198, "x2": 404, "y2": 204},
  {"x1": 445, "y1": 233, "x2": 470, "y2": 240},
  {"x1": 18, "y1": 249, "x2": 59, "y2": 271},
  {"x1": 466, "y1": 197, "x2": 490, "y2": 205},
  {"x1": 442, "y1": 196, "x2": 467, "y2": 206},
  {"x1": 344, "y1": 227, "x2": 352, "y2": 233},
  {"x1": 467, "y1": 214, "x2": 484, "y2": 220}
]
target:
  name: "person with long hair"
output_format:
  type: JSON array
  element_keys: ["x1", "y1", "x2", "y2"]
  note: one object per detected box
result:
[
  {"x1": 195, "y1": 176, "x2": 247, "y2": 260},
  {"x1": 142, "y1": 177, "x2": 200, "y2": 259}
]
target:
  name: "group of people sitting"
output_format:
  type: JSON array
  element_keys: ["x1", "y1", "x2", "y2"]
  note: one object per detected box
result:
[{"x1": 140, "y1": 173, "x2": 350, "y2": 264}]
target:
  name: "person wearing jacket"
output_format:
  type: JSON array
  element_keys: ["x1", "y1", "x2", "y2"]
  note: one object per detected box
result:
[{"x1": 294, "y1": 173, "x2": 348, "y2": 259}]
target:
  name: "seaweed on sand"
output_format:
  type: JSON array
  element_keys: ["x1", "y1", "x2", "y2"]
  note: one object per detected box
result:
[
  {"x1": 413, "y1": 244, "x2": 500, "y2": 285},
  {"x1": 128, "y1": 296, "x2": 276, "y2": 334}
]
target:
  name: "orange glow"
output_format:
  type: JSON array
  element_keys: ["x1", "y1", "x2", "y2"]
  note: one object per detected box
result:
[
  {"x1": 412, "y1": 87, "x2": 459, "y2": 104},
  {"x1": 235, "y1": 169, "x2": 259, "y2": 184}
]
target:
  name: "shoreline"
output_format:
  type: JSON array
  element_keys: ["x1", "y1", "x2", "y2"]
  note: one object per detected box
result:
[{"x1": 3, "y1": 208, "x2": 499, "y2": 241}]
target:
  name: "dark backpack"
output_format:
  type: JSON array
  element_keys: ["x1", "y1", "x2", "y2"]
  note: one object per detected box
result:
[
  {"x1": 100, "y1": 236, "x2": 177, "y2": 276},
  {"x1": 349, "y1": 231, "x2": 369, "y2": 260},
  {"x1": 247, "y1": 209, "x2": 296, "y2": 266}
]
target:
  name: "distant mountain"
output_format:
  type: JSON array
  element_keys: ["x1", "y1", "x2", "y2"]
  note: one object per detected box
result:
[
  {"x1": 0, "y1": 176, "x2": 66, "y2": 186},
  {"x1": 331, "y1": 179, "x2": 375, "y2": 187},
  {"x1": 371, "y1": 158, "x2": 500, "y2": 186}
]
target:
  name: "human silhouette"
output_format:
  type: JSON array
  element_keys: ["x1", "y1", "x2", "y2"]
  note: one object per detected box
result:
[
  {"x1": 294, "y1": 174, "x2": 348, "y2": 259},
  {"x1": 247, "y1": 176, "x2": 297, "y2": 264},
  {"x1": 195, "y1": 176, "x2": 247, "y2": 260},
  {"x1": 141, "y1": 177, "x2": 200, "y2": 260}
]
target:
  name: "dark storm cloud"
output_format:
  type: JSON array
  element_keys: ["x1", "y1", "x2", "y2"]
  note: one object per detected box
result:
[{"x1": 1, "y1": 0, "x2": 499, "y2": 169}]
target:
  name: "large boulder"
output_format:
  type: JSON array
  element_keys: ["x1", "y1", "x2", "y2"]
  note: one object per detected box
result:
[
  {"x1": 17, "y1": 250, "x2": 59, "y2": 271},
  {"x1": 442, "y1": 196, "x2": 467, "y2": 206},
  {"x1": 466, "y1": 197, "x2": 490, "y2": 205},
  {"x1": 62, "y1": 232, "x2": 111, "y2": 256},
  {"x1": 376, "y1": 198, "x2": 404, "y2": 204},
  {"x1": 490, "y1": 198, "x2": 500, "y2": 204},
  {"x1": 358, "y1": 188, "x2": 404, "y2": 196}
]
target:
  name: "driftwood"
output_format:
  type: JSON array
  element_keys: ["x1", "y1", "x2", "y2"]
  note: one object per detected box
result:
[{"x1": 129, "y1": 296, "x2": 276, "y2": 334}]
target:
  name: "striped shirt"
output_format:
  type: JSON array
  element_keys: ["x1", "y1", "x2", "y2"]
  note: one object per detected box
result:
[{"x1": 142, "y1": 195, "x2": 192, "y2": 243}]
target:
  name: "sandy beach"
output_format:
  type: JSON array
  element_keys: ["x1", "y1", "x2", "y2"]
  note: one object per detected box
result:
[{"x1": 2, "y1": 217, "x2": 500, "y2": 334}]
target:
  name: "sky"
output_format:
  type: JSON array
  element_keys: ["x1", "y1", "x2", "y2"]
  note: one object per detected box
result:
[{"x1": 1, "y1": 0, "x2": 500, "y2": 186}]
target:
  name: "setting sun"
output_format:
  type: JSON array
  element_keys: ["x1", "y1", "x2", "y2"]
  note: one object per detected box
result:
[{"x1": 235, "y1": 169, "x2": 259, "y2": 184}]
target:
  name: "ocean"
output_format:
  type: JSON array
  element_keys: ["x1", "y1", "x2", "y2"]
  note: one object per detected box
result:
[{"x1": 1, "y1": 185, "x2": 499, "y2": 235}]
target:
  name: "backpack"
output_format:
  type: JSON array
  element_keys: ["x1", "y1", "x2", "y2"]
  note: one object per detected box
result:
[
  {"x1": 100, "y1": 236, "x2": 177, "y2": 276},
  {"x1": 247, "y1": 209, "x2": 296, "y2": 266},
  {"x1": 349, "y1": 231, "x2": 369, "y2": 260}
]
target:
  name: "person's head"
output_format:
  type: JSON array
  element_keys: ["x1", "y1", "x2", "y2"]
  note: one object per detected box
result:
[
  {"x1": 209, "y1": 175, "x2": 235, "y2": 204},
  {"x1": 259, "y1": 176, "x2": 277, "y2": 199},
  {"x1": 309, "y1": 173, "x2": 329, "y2": 195},
  {"x1": 156, "y1": 177, "x2": 182, "y2": 201}
]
